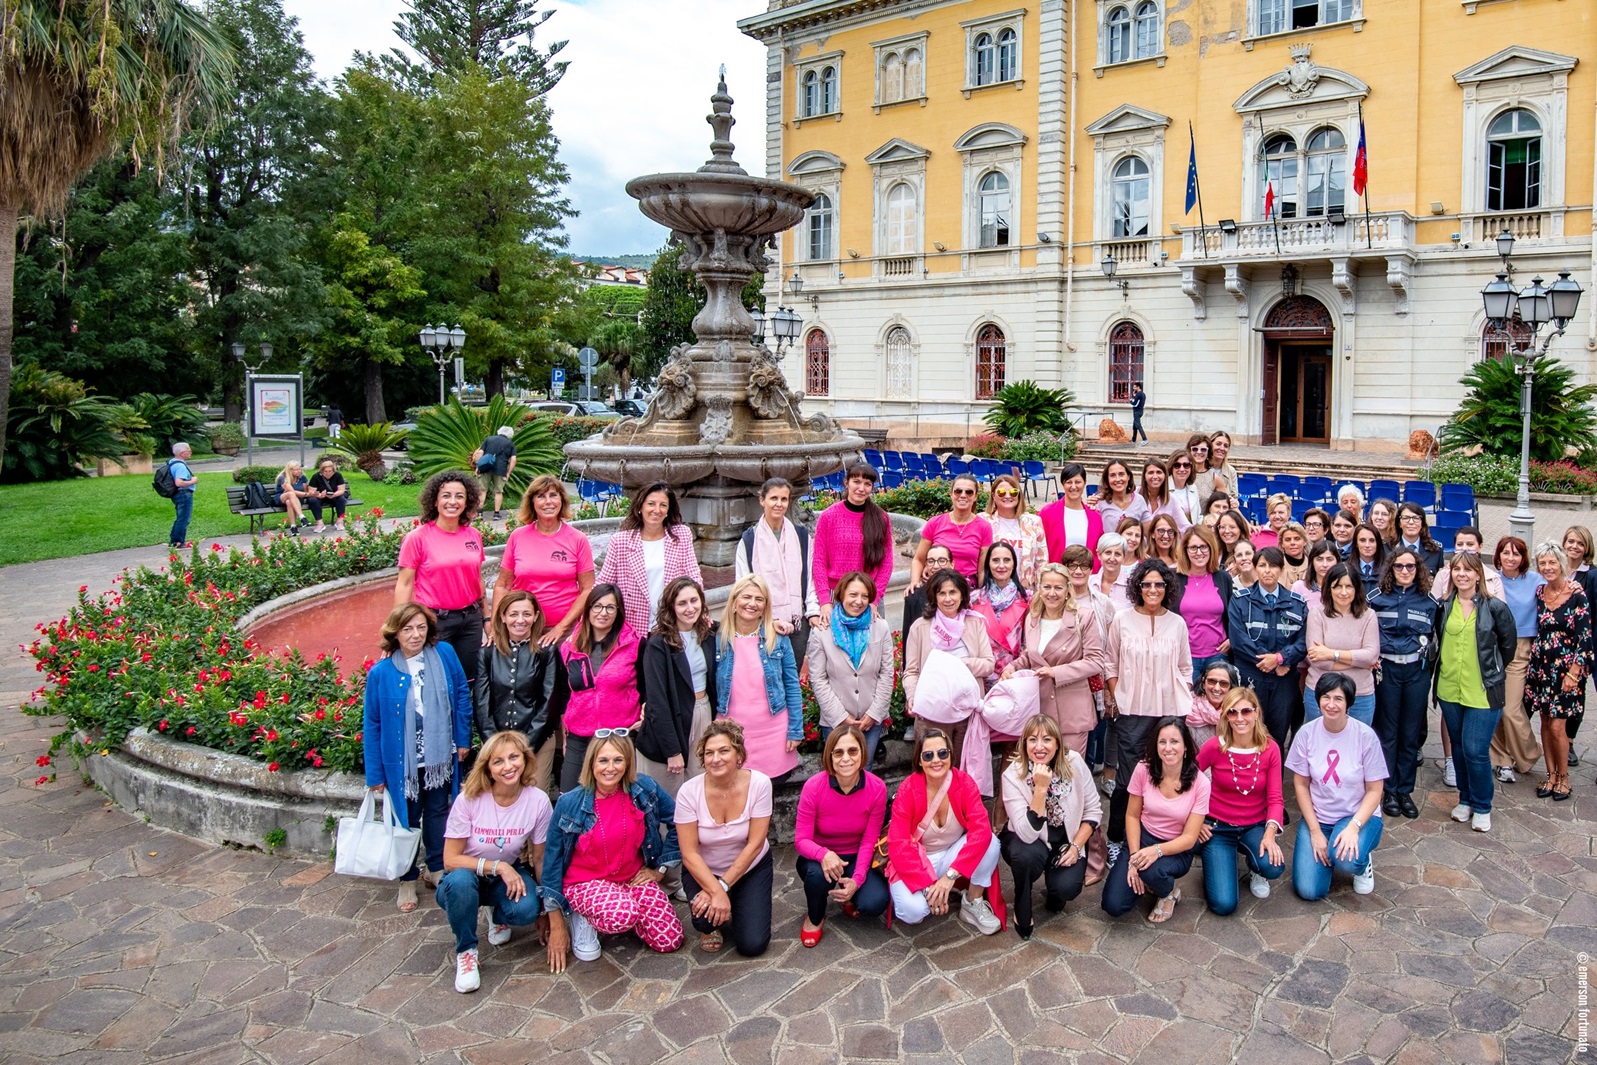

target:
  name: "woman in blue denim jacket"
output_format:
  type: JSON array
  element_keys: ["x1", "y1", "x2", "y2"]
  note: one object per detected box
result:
[
  {"x1": 541, "y1": 733, "x2": 682, "y2": 973},
  {"x1": 715, "y1": 576, "x2": 804, "y2": 785}
]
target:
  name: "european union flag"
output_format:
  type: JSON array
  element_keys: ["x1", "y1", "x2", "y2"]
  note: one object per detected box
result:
[{"x1": 1184, "y1": 137, "x2": 1198, "y2": 215}]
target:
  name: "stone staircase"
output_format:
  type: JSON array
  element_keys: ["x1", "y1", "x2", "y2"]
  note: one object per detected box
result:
[{"x1": 1072, "y1": 441, "x2": 1431, "y2": 486}]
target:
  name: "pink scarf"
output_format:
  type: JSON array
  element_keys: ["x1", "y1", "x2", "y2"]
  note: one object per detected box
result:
[
  {"x1": 751, "y1": 517, "x2": 803, "y2": 622},
  {"x1": 930, "y1": 609, "x2": 970, "y2": 653}
]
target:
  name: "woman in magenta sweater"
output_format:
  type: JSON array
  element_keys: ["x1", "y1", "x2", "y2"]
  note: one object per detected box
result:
[
  {"x1": 556, "y1": 584, "x2": 644, "y2": 793},
  {"x1": 1175, "y1": 525, "x2": 1232, "y2": 682},
  {"x1": 793, "y1": 725, "x2": 889, "y2": 946},
  {"x1": 813, "y1": 463, "x2": 896, "y2": 619},
  {"x1": 1196, "y1": 687, "x2": 1285, "y2": 915},
  {"x1": 886, "y1": 728, "x2": 1003, "y2": 934}
]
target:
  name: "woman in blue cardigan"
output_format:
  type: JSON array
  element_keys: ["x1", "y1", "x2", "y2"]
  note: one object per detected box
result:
[{"x1": 364, "y1": 602, "x2": 473, "y2": 912}]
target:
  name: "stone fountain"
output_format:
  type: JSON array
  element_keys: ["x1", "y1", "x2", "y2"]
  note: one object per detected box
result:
[{"x1": 563, "y1": 74, "x2": 865, "y2": 568}]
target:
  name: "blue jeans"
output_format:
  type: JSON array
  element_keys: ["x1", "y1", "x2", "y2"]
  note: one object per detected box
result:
[
  {"x1": 1292, "y1": 815, "x2": 1383, "y2": 901},
  {"x1": 1101, "y1": 828, "x2": 1195, "y2": 916},
  {"x1": 796, "y1": 855, "x2": 891, "y2": 925},
  {"x1": 1439, "y1": 699, "x2": 1502, "y2": 814},
  {"x1": 1303, "y1": 688, "x2": 1376, "y2": 728},
  {"x1": 170, "y1": 490, "x2": 194, "y2": 546},
  {"x1": 1085, "y1": 715, "x2": 1107, "y2": 768},
  {"x1": 820, "y1": 723, "x2": 884, "y2": 771},
  {"x1": 1200, "y1": 820, "x2": 1286, "y2": 915},
  {"x1": 435, "y1": 867, "x2": 544, "y2": 952}
]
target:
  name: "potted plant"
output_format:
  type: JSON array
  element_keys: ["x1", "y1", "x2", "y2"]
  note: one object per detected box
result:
[
  {"x1": 326, "y1": 422, "x2": 410, "y2": 480},
  {"x1": 209, "y1": 422, "x2": 246, "y2": 457}
]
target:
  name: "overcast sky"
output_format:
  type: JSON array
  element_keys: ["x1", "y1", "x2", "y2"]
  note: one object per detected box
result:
[{"x1": 281, "y1": 0, "x2": 771, "y2": 256}]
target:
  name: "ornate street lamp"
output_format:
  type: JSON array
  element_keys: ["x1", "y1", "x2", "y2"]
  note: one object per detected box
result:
[{"x1": 420, "y1": 324, "x2": 467, "y2": 403}]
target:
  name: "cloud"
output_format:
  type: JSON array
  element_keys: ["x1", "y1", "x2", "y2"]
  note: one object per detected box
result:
[{"x1": 281, "y1": 0, "x2": 772, "y2": 257}]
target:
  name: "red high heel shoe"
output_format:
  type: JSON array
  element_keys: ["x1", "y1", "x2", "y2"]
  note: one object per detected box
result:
[{"x1": 800, "y1": 920, "x2": 824, "y2": 947}]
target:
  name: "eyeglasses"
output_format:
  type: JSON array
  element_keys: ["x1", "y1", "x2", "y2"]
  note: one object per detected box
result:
[
  {"x1": 1139, "y1": 581, "x2": 1166, "y2": 590},
  {"x1": 1065, "y1": 563, "x2": 1091, "y2": 572},
  {"x1": 920, "y1": 748, "x2": 952, "y2": 762},
  {"x1": 1187, "y1": 544, "x2": 1210, "y2": 553},
  {"x1": 590, "y1": 603, "x2": 618, "y2": 614},
  {"x1": 1392, "y1": 562, "x2": 1417, "y2": 571},
  {"x1": 593, "y1": 727, "x2": 631, "y2": 738},
  {"x1": 1400, "y1": 515, "x2": 1422, "y2": 524},
  {"x1": 1205, "y1": 678, "x2": 1232, "y2": 688},
  {"x1": 1154, "y1": 528, "x2": 1174, "y2": 537}
]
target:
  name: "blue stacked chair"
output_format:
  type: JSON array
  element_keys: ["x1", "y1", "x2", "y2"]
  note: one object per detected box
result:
[
  {"x1": 1403, "y1": 480, "x2": 1438, "y2": 513},
  {"x1": 922, "y1": 453, "x2": 947, "y2": 479},
  {"x1": 1237, "y1": 472, "x2": 1269, "y2": 501},
  {"x1": 1022, "y1": 460, "x2": 1057, "y2": 500},
  {"x1": 1290, "y1": 498, "x2": 1316, "y2": 522},
  {"x1": 901, "y1": 453, "x2": 924, "y2": 478},
  {"x1": 1301, "y1": 476, "x2": 1335, "y2": 504},
  {"x1": 1440, "y1": 483, "x2": 1477, "y2": 522},
  {"x1": 946, "y1": 456, "x2": 972, "y2": 478},
  {"x1": 1367, "y1": 478, "x2": 1403, "y2": 504},
  {"x1": 1242, "y1": 497, "x2": 1268, "y2": 524},
  {"x1": 880, "y1": 469, "x2": 904, "y2": 490},
  {"x1": 1266, "y1": 475, "x2": 1302, "y2": 499},
  {"x1": 1432, "y1": 511, "x2": 1471, "y2": 550},
  {"x1": 882, "y1": 450, "x2": 906, "y2": 472},
  {"x1": 863, "y1": 448, "x2": 884, "y2": 471}
]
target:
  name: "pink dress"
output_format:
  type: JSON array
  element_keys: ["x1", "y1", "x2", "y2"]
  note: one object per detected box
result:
[{"x1": 725, "y1": 635, "x2": 799, "y2": 779}]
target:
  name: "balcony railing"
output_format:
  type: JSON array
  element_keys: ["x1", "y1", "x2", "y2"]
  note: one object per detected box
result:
[
  {"x1": 880, "y1": 255, "x2": 919, "y2": 278},
  {"x1": 1470, "y1": 211, "x2": 1552, "y2": 243},
  {"x1": 1097, "y1": 238, "x2": 1160, "y2": 268},
  {"x1": 1180, "y1": 211, "x2": 1412, "y2": 260}
]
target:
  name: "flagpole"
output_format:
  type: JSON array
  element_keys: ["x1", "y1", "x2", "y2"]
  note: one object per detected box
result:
[
  {"x1": 1358, "y1": 101, "x2": 1373, "y2": 249},
  {"x1": 1190, "y1": 121, "x2": 1209, "y2": 259}
]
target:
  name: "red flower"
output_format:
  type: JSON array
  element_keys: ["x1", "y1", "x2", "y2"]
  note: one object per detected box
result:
[
  {"x1": 34, "y1": 775, "x2": 49, "y2": 786},
  {"x1": 314, "y1": 708, "x2": 326, "y2": 721},
  {"x1": 86, "y1": 664, "x2": 99, "y2": 672},
  {"x1": 268, "y1": 762, "x2": 280, "y2": 772},
  {"x1": 158, "y1": 720, "x2": 169, "y2": 731},
  {"x1": 265, "y1": 729, "x2": 279, "y2": 741},
  {"x1": 35, "y1": 754, "x2": 50, "y2": 767},
  {"x1": 370, "y1": 507, "x2": 384, "y2": 518},
  {"x1": 187, "y1": 726, "x2": 198, "y2": 736},
  {"x1": 279, "y1": 693, "x2": 290, "y2": 704}
]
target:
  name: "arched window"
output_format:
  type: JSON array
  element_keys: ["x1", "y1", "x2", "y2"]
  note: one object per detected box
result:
[
  {"x1": 882, "y1": 52, "x2": 904, "y2": 103},
  {"x1": 1260, "y1": 133, "x2": 1299, "y2": 219},
  {"x1": 1112, "y1": 157, "x2": 1150, "y2": 238},
  {"x1": 806, "y1": 329, "x2": 830, "y2": 396},
  {"x1": 973, "y1": 32, "x2": 996, "y2": 86},
  {"x1": 886, "y1": 183, "x2": 917, "y2": 255},
  {"x1": 1487, "y1": 108, "x2": 1542, "y2": 211},
  {"x1": 820, "y1": 66, "x2": 838, "y2": 114},
  {"x1": 885, "y1": 326, "x2": 914, "y2": 398},
  {"x1": 1133, "y1": 2, "x2": 1160, "y2": 58},
  {"x1": 1305, "y1": 127, "x2": 1346, "y2": 217},
  {"x1": 997, "y1": 28, "x2": 1018, "y2": 81},
  {"x1": 979, "y1": 172, "x2": 1011, "y2": 247},
  {"x1": 807, "y1": 193, "x2": 834, "y2": 260},
  {"x1": 1106, "y1": 6, "x2": 1132, "y2": 64},
  {"x1": 1482, "y1": 317, "x2": 1533, "y2": 362},
  {"x1": 802, "y1": 71, "x2": 819, "y2": 117},
  {"x1": 976, "y1": 324, "x2": 1006, "y2": 400},
  {"x1": 1108, "y1": 321, "x2": 1145, "y2": 404},
  {"x1": 904, "y1": 48, "x2": 923, "y2": 98}
]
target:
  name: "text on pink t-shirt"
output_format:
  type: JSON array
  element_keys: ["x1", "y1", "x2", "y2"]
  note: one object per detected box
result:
[
  {"x1": 675, "y1": 770, "x2": 773, "y2": 876},
  {"x1": 501, "y1": 522, "x2": 594, "y2": 624},
  {"x1": 1126, "y1": 760, "x2": 1211, "y2": 841},
  {"x1": 444, "y1": 787, "x2": 552, "y2": 865},
  {"x1": 398, "y1": 522, "x2": 486, "y2": 611},
  {"x1": 923, "y1": 513, "x2": 994, "y2": 581},
  {"x1": 1285, "y1": 717, "x2": 1389, "y2": 824}
]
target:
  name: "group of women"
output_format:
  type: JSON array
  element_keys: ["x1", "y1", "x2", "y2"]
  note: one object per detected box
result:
[{"x1": 358, "y1": 444, "x2": 1593, "y2": 988}]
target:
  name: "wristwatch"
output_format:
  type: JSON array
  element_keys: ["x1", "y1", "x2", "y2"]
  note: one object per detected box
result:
[
  {"x1": 656, "y1": 864, "x2": 669, "y2": 877},
  {"x1": 716, "y1": 877, "x2": 730, "y2": 892}
]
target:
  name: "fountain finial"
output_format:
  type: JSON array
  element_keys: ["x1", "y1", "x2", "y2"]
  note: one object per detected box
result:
[{"x1": 703, "y1": 70, "x2": 746, "y2": 176}]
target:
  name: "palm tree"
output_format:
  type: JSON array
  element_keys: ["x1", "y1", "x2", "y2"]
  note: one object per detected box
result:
[{"x1": 0, "y1": 1, "x2": 234, "y2": 466}]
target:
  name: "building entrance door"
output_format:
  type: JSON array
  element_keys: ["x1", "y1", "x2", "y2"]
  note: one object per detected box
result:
[{"x1": 1277, "y1": 346, "x2": 1332, "y2": 444}]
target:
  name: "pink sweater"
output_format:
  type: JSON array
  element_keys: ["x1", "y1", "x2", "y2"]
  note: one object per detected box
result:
[
  {"x1": 793, "y1": 771, "x2": 888, "y2": 887},
  {"x1": 1197, "y1": 737, "x2": 1285, "y2": 828},
  {"x1": 813, "y1": 501, "x2": 895, "y2": 604},
  {"x1": 1304, "y1": 606, "x2": 1380, "y2": 695}
]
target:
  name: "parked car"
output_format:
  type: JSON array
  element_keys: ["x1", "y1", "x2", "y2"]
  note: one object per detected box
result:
[
  {"x1": 612, "y1": 399, "x2": 647, "y2": 418},
  {"x1": 528, "y1": 400, "x2": 619, "y2": 420}
]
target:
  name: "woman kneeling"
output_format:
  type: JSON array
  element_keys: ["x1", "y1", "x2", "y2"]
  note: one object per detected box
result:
[
  {"x1": 886, "y1": 728, "x2": 1003, "y2": 935},
  {"x1": 999, "y1": 715, "x2": 1100, "y2": 940},
  {"x1": 794, "y1": 724, "x2": 891, "y2": 947},
  {"x1": 1289, "y1": 672, "x2": 1387, "y2": 900},
  {"x1": 1101, "y1": 718, "x2": 1209, "y2": 924},
  {"x1": 676, "y1": 721, "x2": 776, "y2": 956},
  {"x1": 1196, "y1": 688, "x2": 1286, "y2": 915},
  {"x1": 437, "y1": 731, "x2": 553, "y2": 992}
]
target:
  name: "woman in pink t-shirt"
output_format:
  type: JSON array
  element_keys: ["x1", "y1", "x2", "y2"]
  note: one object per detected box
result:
[
  {"x1": 493, "y1": 476, "x2": 594, "y2": 648},
  {"x1": 396, "y1": 472, "x2": 487, "y2": 681},
  {"x1": 675, "y1": 721, "x2": 774, "y2": 956},
  {"x1": 1101, "y1": 718, "x2": 1210, "y2": 924},
  {"x1": 910, "y1": 475, "x2": 993, "y2": 587}
]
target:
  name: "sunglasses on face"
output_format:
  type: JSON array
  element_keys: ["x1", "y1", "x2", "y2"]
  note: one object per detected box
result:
[
  {"x1": 920, "y1": 748, "x2": 952, "y2": 763},
  {"x1": 1223, "y1": 707, "x2": 1254, "y2": 716},
  {"x1": 995, "y1": 489, "x2": 1019, "y2": 497},
  {"x1": 1173, "y1": 462, "x2": 1192, "y2": 469},
  {"x1": 1392, "y1": 562, "x2": 1417, "y2": 571},
  {"x1": 1205, "y1": 677, "x2": 1231, "y2": 687},
  {"x1": 1140, "y1": 581, "x2": 1166, "y2": 590},
  {"x1": 952, "y1": 489, "x2": 976, "y2": 496}
]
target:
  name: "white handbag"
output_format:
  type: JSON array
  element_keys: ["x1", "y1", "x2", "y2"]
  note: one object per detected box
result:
[{"x1": 335, "y1": 790, "x2": 422, "y2": 881}]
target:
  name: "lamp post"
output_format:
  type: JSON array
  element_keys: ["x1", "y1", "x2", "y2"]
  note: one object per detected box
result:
[
  {"x1": 1481, "y1": 229, "x2": 1584, "y2": 546},
  {"x1": 232, "y1": 341, "x2": 272, "y2": 469},
  {"x1": 1101, "y1": 253, "x2": 1128, "y2": 297},
  {"x1": 751, "y1": 276, "x2": 805, "y2": 355},
  {"x1": 419, "y1": 324, "x2": 467, "y2": 403}
]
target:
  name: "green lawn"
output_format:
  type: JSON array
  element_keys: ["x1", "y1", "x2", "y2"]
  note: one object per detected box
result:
[{"x1": 0, "y1": 470, "x2": 423, "y2": 566}]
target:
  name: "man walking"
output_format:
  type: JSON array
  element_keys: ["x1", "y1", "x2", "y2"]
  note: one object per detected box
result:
[
  {"x1": 471, "y1": 426, "x2": 518, "y2": 520},
  {"x1": 167, "y1": 442, "x2": 199, "y2": 547},
  {"x1": 1130, "y1": 382, "x2": 1147, "y2": 446},
  {"x1": 325, "y1": 403, "x2": 343, "y2": 441}
]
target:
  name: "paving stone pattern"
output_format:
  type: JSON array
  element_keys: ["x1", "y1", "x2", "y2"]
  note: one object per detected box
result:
[{"x1": 0, "y1": 499, "x2": 1593, "y2": 1063}]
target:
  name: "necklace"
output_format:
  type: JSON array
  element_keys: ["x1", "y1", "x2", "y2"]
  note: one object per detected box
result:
[{"x1": 1223, "y1": 747, "x2": 1262, "y2": 797}]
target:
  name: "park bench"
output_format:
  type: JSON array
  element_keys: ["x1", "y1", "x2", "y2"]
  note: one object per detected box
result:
[{"x1": 226, "y1": 484, "x2": 365, "y2": 535}]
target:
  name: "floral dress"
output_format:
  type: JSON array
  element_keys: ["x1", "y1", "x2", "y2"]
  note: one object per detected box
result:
[{"x1": 1526, "y1": 583, "x2": 1593, "y2": 720}]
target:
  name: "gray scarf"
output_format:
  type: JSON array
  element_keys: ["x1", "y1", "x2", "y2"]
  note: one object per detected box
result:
[{"x1": 400, "y1": 646, "x2": 454, "y2": 799}]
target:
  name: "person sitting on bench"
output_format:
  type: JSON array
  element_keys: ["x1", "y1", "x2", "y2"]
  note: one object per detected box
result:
[{"x1": 307, "y1": 459, "x2": 349, "y2": 533}]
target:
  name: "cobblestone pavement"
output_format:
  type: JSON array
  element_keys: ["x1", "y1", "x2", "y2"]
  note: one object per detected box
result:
[{"x1": 0, "y1": 504, "x2": 1593, "y2": 1063}]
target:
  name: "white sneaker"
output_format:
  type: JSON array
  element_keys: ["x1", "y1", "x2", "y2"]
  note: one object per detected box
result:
[
  {"x1": 569, "y1": 911, "x2": 601, "y2": 962},
  {"x1": 959, "y1": 896, "x2": 1001, "y2": 936},
  {"x1": 1100, "y1": 776, "x2": 1116, "y2": 799},
  {"x1": 454, "y1": 948, "x2": 480, "y2": 993},
  {"x1": 1249, "y1": 873, "x2": 1271, "y2": 899},
  {"x1": 1352, "y1": 859, "x2": 1375, "y2": 896},
  {"x1": 487, "y1": 922, "x2": 512, "y2": 946},
  {"x1": 1450, "y1": 803, "x2": 1472, "y2": 823},
  {"x1": 1495, "y1": 765, "x2": 1517, "y2": 784},
  {"x1": 1443, "y1": 760, "x2": 1458, "y2": 788},
  {"x1": 1471, "y1": 812, "x2": 1492, "y2": 833}
]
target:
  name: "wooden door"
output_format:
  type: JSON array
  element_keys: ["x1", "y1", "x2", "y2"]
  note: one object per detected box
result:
[
  {"x1": 1260, "y1": 343, "x2": 1280, "y2": 446},
  {"x1": 1278, "y1": 345, "x2": 1331, "y2": 444}
]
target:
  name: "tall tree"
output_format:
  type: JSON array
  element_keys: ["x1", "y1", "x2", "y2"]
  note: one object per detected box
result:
[
  {"x1": 182, "y1": 0, "x2": 332, "y2": 421},
  {"x1": 638, "y1": 245, "x2": 764, "y2": 382},
  {"x1": 0, "y1": 0, "x2": 233, "y2": 468},
  {"x1": 391, "y1": 0, "x2": 567, "y2": 94}
]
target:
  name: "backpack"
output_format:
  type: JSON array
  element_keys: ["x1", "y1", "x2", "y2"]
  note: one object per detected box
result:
[
  {"x1": 243, "y1": 480, "x2": 273, "y2": 510},
  {"x1": 152, "y1": 461, "x2": 179, "y2": 498}
]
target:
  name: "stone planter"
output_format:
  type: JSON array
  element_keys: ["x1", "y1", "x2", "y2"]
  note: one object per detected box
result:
[
  {"x1": 213, "y1": 442, "x2": 241, "y2": 457},
  {"x1": 1479, "y1": 491, "x2": 1596, "y2": 511},
  {"x1": 96, "y1": 453, "x2": 154, "y2": 477}
]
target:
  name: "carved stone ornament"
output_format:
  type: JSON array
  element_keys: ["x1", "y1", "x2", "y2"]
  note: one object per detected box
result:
[
  {"x1": 700, "y1": 396, "x2": 734, "y2": 443},
  {"x1": 1281, "y1": 44, "x2": 1320, "y2": 99},
  {"x1": 651, "y1": 345, "x2": 698, "y2": 420},
  {"x1": 746, "y1": 349, "x2": 792, "y2": 419}
]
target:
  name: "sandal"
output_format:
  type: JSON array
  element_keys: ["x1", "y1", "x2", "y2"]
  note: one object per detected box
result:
[
  {"x1": 1553, "y1": 774, "x2": 1573, "y2": 802},
  {"x1": 397, "y1": 881, "x2": 418, "y2": 912},
  {"x1": 1536, "y1": 776, "x2": 1556, "y2": 799},
  {"x1": 1147, "y1": 888, "x2": 1181, "y2": 924},
  {"x1": 699, "y1": 930, "x2": 724, "y2": 953}
]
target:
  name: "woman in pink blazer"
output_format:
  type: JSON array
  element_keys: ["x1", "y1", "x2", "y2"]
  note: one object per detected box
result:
[
  {"x1": 597, "y1": 481, "x2": 704, "y2": 638},
  {"x1": 1038, "y1": 462, "x2": 1103, "y2": 570}
]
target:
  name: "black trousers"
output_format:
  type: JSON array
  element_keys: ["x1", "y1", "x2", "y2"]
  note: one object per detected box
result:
[
  {"x1": 683, "y1": 851, "x2": 773, "y2": 957},
  {"x1": 1239, "y1": 666, "x2": 1298, "y2": 751},
  {"x1": 795, "y1": 855, "x2": 890, "y2": 925},
  {"x1": 1106, "y1": 715, "x2": 1162, "y2": 844},
  {"x1": 432, "y1": 603, "x2": 483, "y2": 686},
  {"x1": 561, "y1": 733, "x2": 592, "y2": 794},
  {"x1": 306, "y1": 496, "x2": 347, "y2": 522},
  {"x1": 1001, "y1": 830, "x2": 1087, "y2": 933},
  {"x1": 1374, "y1": 658, "x2": 1430, "y2": 796}
]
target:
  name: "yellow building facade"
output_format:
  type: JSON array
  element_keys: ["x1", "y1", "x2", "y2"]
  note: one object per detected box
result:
[{"x1": 739, "y1": 0, "x2": 1595, "y2": 449}]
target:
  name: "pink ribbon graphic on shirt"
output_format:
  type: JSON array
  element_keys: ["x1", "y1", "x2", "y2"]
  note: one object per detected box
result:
[{"x1": 1322, "y1": 750, "x2": 1342, "y2": 785}]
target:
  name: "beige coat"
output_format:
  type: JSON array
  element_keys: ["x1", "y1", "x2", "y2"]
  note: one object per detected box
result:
[
  {"x1": 1010, "y1": 607, "x2": 1107, "y2": 737},
  {"x1": 807, "y1": 617, "x2": 895, "y2": 728},
  {"x1": 902, "y1": 613, "x2": 995, "y2": 711}
]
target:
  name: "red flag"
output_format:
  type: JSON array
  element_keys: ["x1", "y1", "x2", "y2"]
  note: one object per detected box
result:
[
  {"x1": 1352, "y1": 120, "x2": 1368, "y2": 197},
  {"x1": 1264, "y1": 179, "x2": 1276, "y2": 220}
]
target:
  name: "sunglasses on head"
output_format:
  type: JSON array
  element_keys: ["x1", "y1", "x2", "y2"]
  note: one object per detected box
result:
[
  {"x1": 593, "y1": 727, "x2": 631, "y2": 738},
  {"x1": 920, "y1": 747, "x2": 952, "y2": 762}
]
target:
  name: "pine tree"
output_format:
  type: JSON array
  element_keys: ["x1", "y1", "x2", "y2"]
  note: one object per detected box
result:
[{"x1": 391, "y1": 0, "x2": 568, "y2": 94}]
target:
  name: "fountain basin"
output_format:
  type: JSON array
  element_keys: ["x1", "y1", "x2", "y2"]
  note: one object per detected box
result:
[
  {"x1": 562, "y1": 438, "x2": 864, "y2": 490},
  {"x1": 625, "y1": 172, "x2": 813, "y2": 237}
]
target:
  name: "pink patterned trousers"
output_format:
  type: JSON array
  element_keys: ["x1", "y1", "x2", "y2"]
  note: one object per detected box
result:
[{"x1": 565, "y1": 878, "x2": 684, "y2": 953}]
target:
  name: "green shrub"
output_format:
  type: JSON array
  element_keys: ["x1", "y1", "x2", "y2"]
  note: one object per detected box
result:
[
  {"x1": 314, "y1": 451, "x2": 353, "y2": 472},
  {"x1": 129, "y1": 394, "x2": 208, "y2": 452},
  {"x1": 232, "y1": 465, "x2": 281, "y2": 485},
  {"x1": 407, "y1": 398, "x2": 564, "y2": 498},
  {"x1": 533, "y1": 413, "x2": 613, "y2": 447},
  {"x1": 208, "y1": 422, "x2": 246, "y2": 451},
  {"x1": 3, "y1": 366, "x2": 126, "y2": 483},
  {"x1": 966, "y1": 433, "x2": 1006, "y2": 458},
  {"x1": 1427, "y1": 453, "x2": 1518, "y2": 495},
  {"x1": 1440, "y1": 355, "x2": 1597, "y2": 462},
  {"x1": 382, "y1": 463, "x2": 417, "y2": 486},
  {"x1": 1002, "y1": 430, "x2": 1074, "y2": 465},
  {"x1": 325, "y1": 422, "x2": 409, "y2": 473},
  {"x1": 983, "y1": 381, "x2": 1077, "y2": 437}
]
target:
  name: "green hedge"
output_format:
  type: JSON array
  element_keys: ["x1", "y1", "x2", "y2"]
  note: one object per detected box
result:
[{"x1": 530, "y1": 413, "x2": 613, "y2": 447}]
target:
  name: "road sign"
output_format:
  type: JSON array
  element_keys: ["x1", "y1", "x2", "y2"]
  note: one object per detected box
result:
[
  {"x1": 577, "y1": 347, "x2": 599, "y2": 372},
  {"x1": 552, "y1": 367, "x2": 566, "y2": 389},
  {"x1": 453, "y1": 356, "x2": 465, "y2": 387}
]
